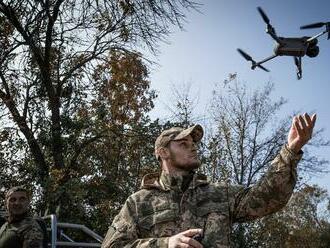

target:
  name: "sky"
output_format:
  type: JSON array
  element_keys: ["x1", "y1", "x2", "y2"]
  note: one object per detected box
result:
[{"x1": 146, "y1": 1, "x2": 330, "y2": 191}]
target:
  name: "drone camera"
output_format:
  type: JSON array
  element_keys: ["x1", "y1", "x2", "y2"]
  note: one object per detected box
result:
[{"x1": 306, "y1": 44, "x2": 319, "y2": 57}]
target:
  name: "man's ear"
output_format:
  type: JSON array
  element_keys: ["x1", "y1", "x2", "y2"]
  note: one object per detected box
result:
[{"x1": 158, "y1": 147, "x2": 170, "y2": 160}]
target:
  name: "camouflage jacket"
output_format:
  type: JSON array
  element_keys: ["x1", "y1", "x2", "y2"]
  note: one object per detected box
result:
[
  {"x1": 0, "y1": 215, "x2": 44, "y2": 248},
  {"x1": 102, "y1": 145, "x2": 302, "y2": 248}
]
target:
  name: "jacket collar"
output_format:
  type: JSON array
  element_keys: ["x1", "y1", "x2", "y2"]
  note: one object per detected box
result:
[{"x1": 141, "y1": 170, "x2": 209, "y2": 191}]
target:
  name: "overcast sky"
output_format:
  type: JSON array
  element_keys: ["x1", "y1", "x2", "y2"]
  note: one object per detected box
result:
[{"x1": 147, "y1": 0, "x2": 330, "y2": 190}]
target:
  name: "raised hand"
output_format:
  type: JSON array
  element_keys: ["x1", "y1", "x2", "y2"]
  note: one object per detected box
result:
[{"x1": 287, "y1": 113, "x2": 316, "y2": 153}]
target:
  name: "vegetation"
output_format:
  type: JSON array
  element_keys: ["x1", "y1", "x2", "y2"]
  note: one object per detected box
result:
[
  {"x1": 0, "y1": 0, "x2": 199, "y2": 233},
  {"x1": 0, "y1": 1, "x2": 329, "y2": 246}
]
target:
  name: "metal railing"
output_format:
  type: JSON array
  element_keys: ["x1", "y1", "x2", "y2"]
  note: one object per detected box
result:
[{"x1": 43, "y1": 214, "x2": 103, "y2": 248}]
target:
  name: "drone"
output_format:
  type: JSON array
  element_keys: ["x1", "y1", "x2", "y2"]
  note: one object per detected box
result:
[{"x1": 237, "y1": 7, "x2": 330, "y2": 79}]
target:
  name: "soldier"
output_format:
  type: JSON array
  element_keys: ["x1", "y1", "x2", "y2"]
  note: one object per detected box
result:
[
  {"x1": 0, "y1": 186, "x2": 45, "y2": 248},
  {"x1": 102, "y1": 113, "x2": 317, "y2": 248},
  {"x1": 0, "y1": 210, "x2": 5, "y2": 228}
]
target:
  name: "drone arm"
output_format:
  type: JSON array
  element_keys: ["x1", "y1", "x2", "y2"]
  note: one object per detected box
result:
[
  {"x1": 254, "y1": 54, "x2": 278, "y2": 68},
  {"x1": 266, "y1": 25, "x2": 283, "y2": 44},
  {"x1": 306, "y1": 30, "x2": 328, "y2": 43}
]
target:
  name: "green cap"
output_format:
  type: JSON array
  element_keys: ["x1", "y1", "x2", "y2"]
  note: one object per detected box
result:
[{"x1": 155, "y1": 124, "x2": 204, "y2": 159}]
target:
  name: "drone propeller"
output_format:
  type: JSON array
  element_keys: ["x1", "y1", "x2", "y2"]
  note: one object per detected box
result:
[
  {"x1": 237, "y1": 49, "x2": 270, "y2": 72},
  {"x1": 300, "y1": 22, "x2": 328, "y2": 29},
  {"x1": 237, "y1": 48, "x2": 253, "y2": 61},
  {"x1": 301, "y1": 22, "x2": 330, "y2": 39},
  {"x1": 257, "y1": 7, "x2": 270, "y2": 25},
  {"x1": 257, "y1": 6, "x2": 281, "y2": 41}
]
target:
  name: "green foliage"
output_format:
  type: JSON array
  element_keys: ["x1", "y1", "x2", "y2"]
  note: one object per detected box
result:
[
  {"x1": 245, "y1": 185, "x2": 330, "y2": 248},
  {"x1": 0, "y1": 0, "x2": 199, "y2": 236}
]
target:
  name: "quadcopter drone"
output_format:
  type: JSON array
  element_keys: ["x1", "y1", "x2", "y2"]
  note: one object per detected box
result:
[{"x1": 237, "y1": 7, "x2": 330, "y2": 79}]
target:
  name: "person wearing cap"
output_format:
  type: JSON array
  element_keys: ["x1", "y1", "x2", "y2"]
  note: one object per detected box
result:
[
  {"x1": 0, "y1": 186, "x2": 45, "y2": 248},
  {"x1": 102, "y1": 113, "x2": 316, "y2": 248}
]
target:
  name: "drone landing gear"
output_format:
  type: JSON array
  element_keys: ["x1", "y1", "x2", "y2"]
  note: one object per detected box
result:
[{"x1": 294, "y1": 57, "x2": 302, "y2": 80}]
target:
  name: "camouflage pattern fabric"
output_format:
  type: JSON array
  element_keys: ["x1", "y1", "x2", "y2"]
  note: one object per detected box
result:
[
  {"x1": 102, "y1": 145, "x2": 302, "y2": 248},
  {"x1": 0, "y1": 215, "x2": 44, "y2": 248},
  {"x1": 0, "y1": 211, "x2": 5, "y2": 228}
]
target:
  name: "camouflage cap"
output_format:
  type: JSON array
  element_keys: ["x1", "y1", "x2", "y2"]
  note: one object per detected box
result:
[
  {"x1": 155, "y1": 124, "x2": 204, "y2": 159},
  {"x1": 6, "y1": 186, "x2": 30, "y2": 199}
]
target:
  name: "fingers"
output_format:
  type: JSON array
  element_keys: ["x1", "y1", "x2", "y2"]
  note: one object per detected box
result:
[
  {"x1": 298, "y1": 115, "x2": 307, "y2": 131},
  {"x1": 295, "y1": 113, "x2": 316, "y2": 131},
  {"x1": 303, "y1": 113, "x2": 316, "y2": 128},
  {"x1": 311, "y1": 113, "x2": 317, "y2": 127},
  {"x1": 288, "y1": 113, "x2": 317, "y2": 153},
  {"x1": 293, "y1": 113, "x2": 316, "y2": 141},
  {"x1": 181, "y1": 229, "x2": 203, "y2": 248},
  {"x1": 180, "y1": 236, "x2": 203, "y2": 248},
  {"x1": 181, "y1": 229, "x2": 203, "y2": 237},
  {"x1": 169, "y1": 229, "x2": 203, "y2": 248},
  {"x1": 293, "y1": 116, "x2": 303, "y2": 136}
]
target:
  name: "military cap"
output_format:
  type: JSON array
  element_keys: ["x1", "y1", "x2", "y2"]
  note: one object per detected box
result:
[{"x1": 155, "y1": 124, "x2": 204, "y2": 159}]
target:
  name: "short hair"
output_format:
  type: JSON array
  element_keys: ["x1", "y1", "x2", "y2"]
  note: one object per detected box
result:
[{"x1": 5, "y1": 186, "x2": 30, "y2": 200}]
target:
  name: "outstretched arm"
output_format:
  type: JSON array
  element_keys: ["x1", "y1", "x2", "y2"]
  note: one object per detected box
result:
[{"x1": 232, "y1": 113, "x2": 316, "y2": 222}]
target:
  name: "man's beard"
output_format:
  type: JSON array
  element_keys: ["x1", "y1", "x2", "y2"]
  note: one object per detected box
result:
[
  {"x1": 169, "y1": 150, "x2": 201, "y2": 171},
  {"x1": 8, "y1": 211, "x2": 28, "y2": 223}
]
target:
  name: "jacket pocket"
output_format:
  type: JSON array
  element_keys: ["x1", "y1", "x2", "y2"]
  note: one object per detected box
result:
[
  {"x1": 194, "y1": 201, "x2": 229, "y2": 217},
  {"x1": 137, "y1": 201, "x2": 178, "y2": 237}
]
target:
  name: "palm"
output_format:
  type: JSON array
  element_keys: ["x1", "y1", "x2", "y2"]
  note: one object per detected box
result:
[
  {"x1": 287, "y1": 114, "x2": 316, "y2": 153},
  {"x1": 288, "y1": 125, "x2": 299, "y2": 146}
]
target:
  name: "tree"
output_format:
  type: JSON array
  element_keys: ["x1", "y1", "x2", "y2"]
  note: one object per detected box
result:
[
  {"x1": 202, "y1": 75, "x2": 329, "y2": 247},
  {"x1": 250, "y1": 184, "x2": 330, "y2": 248},
  {"x1": 205, "y1": 76, "x2": 328, "y2": 185},
  {"x1": 0, "y1": 0, "x2": 200, "y2": 225},
  {"x1": 164, "y1": 82, "x2": 202, "y2": 128}
]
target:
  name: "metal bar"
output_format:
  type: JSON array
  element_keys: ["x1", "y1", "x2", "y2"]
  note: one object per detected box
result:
[
  {"x1": 55, "y1": 241, "x2": 101, "y2": 247},
  {"x1": 57, "y1": 222, "x2": 104, "y2": 242},
  {"x1": 42, "y1": 214, "x2": 57, "y2": 248},
  {"x1": 50, "y1": 215, "x2": 57, "y2": 248},
  {"x1": 60, "y1": 230, "x2": 75, "y2": 242},
  {"x1": 42, "y1": 215, "x2": 103, "y2": 247}
]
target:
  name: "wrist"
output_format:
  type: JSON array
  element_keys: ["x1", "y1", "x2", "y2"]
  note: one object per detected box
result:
[{"x1": 287, "y1": 143, "x2": 302, "y2": 154}]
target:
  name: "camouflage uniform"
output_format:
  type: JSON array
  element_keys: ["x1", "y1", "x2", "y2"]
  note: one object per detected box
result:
[
  {"x1": 0, "y1": 210, "x2": 5, "y2": 228},
  {"x1": 102, "y1": 145, "x2": 302, "y2": 248},
  {"x1": 0, "y1": 214, "x2": 44, "y2": 248}
]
